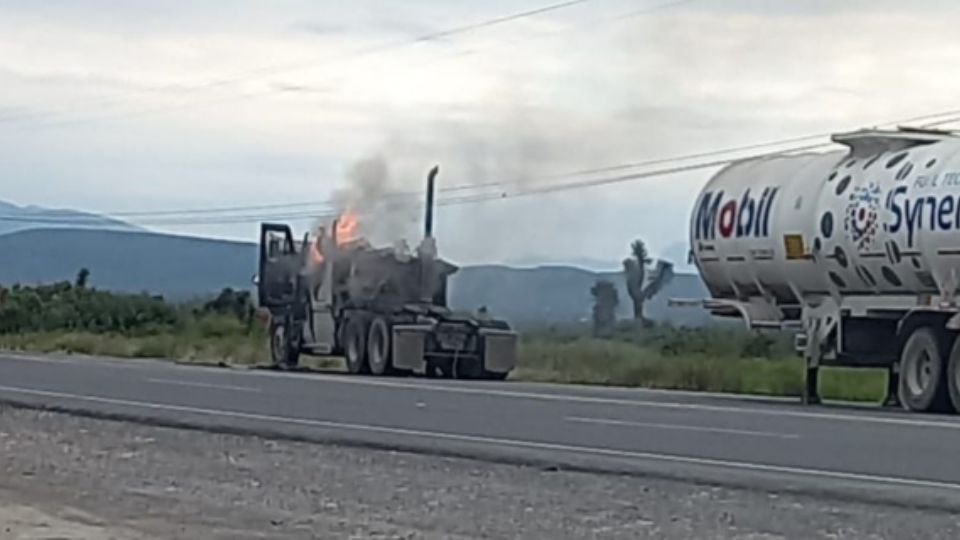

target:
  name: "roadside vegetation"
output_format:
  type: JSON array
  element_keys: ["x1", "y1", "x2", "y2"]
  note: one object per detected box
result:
[
  {"x1": 0, "y1": 270, "x2": 887, "y2": 402},
  {"x1": 516, "y1": 322, "x2": 886, "y2": 402},
  {"x1": 0, "y1": 269, "x2": 268, "y2": 365}
]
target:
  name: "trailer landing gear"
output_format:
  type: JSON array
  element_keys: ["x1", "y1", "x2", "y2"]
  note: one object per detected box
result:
[{"x1": 883, "y1": 365, "x2": 901, "y2": 408}]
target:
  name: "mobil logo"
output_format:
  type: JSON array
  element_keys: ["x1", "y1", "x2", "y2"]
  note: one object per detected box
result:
[{"x1": 694, "y1": 186, "x2": 779, "y2": 241}]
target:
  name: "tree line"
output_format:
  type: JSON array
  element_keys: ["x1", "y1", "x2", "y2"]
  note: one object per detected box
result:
[{"x1": 0, "y1": 269, "x2": 256, "y2": 335}]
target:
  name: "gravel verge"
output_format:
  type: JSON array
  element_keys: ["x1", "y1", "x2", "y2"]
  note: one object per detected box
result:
[{"x1": 1, "y1": 405, "x2": 958, "y2": 539}]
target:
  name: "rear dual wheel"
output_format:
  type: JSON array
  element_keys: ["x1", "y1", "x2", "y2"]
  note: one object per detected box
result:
[
  {"x1": 344, "y1": 315, "x2": 405, "y2": 376},
  {"x1": 343, "y1": 316, "x2": 370, "y2": 375},
  {"x1": 947, "y1": 337, "x2": 960, "y2": 413},
  {"x1": 899, "y1": 327, "x2": 951, "y2": 413},
  {"x1": 367, "y1": 316, "x2": 401, "y2": 376}
]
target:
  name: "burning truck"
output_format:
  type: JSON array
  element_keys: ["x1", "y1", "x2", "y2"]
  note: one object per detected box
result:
[{"x1": 255, "y1": 166, "x2": 517, "y2": 379}]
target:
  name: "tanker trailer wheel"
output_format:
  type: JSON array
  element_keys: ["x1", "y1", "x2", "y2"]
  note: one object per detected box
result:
[
  {"x1": 945, "y1": 336, "x2": 960, "y2": 413},
  {"x1": 367, "y1": 316, "x2": 400, "y2": 376},
  {"x1": 344, "y1": 316, "x2": 371, "y2": 375},
  {"x1": 270, "y1": 316, "x2": 300, "y2": 370},
  {"x1": 898, "y1": 327, "x2": 951, "y2": 413}
]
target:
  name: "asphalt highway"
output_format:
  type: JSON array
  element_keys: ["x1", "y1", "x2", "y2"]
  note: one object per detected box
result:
[{"x1": 3, "y1": 353, "x2": 960, "y2": 507}]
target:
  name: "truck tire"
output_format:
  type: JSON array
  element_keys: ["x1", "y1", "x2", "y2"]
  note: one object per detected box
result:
[
  {"x1": 344, "y1": 316, "x2": 370, "y2": 375},
  {"x1": 367, "y1": 316, "x2": 396, "y2": 376},
  {"x1": 270, "y1": 317, "x2": 300, "y2": 370},
  {"x1": 898, "y1": 327, "x2": 950, "y2": 413},
  {"x1": 946, "y1": 337, "x2": 960, "y2": 414}
]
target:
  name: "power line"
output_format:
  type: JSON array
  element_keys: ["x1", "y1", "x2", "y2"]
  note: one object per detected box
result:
[
  {"x1": 51, "y1": 105, "x2": 960, "y2": 219},
  {"x1": 4, "y1": 125, "x2": 835, "y2": 221},
  {"x1": 4, "y1": 106, "x2": 959, "y2": 226},
  {"x1": 0, "y1": 142, "x2": 834, "y2": 227},
  {"x1": 920, "y1": 116, "x2": 960, "y2": 129},
  {"x1": 397, "y1": 0, "x2": 699, "y2": 67},
  {"x1": 484, "y1": 143, "x2": 834, "y2": 200}
]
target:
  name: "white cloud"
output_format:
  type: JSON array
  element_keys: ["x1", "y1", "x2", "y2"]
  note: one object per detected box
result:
[{"x1": 0, "y1": 0, "x2": 959, "y2": 268}]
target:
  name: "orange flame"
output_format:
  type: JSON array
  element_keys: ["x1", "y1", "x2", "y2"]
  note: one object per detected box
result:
[
  {"x1": 307, "y1": 237, "x2": 325, "y2": 266},
  {"x1": 304, "y1": 224, "x2": 326, "y2": 267},
  {"x1": 335, "y1": 209, "x2": 360, "y2": 246}
]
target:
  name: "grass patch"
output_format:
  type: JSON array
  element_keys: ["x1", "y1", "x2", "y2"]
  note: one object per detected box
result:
[
  {"x1": 0, "y1": 330, "x2": 269, "y2": 367},
  {"x1": 0, "y1": 325, "x2": 346, "y2": 373},
  {"x1": 514, "y1": 336, "x2": 886, "y2": 402}
]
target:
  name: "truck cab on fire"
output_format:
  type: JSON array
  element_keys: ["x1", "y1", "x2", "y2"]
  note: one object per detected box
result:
[{"x1": 255, "y1": 166, "x2": 518, "y2": 380}]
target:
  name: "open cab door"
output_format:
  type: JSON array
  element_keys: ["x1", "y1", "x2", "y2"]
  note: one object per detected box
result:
[{"x1": 258, "y1": 223, "x2": 298, "y2": 310}]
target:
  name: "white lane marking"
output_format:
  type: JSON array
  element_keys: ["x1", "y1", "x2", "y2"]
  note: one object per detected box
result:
[
  {"x1": 0, "y1": 353, "x2": 789, "y2": 402},
  {"x1": 0, "y1": 353, "x2": 159, "y2": 369},
  {"x1": 0, "y1": 384, "x2": 958, "y2": 493},
  {"x1": 566, "y1": 416, "x2": 801, "y2": 440},
  {"x1": 7, "y1": 353, "x2": 960, "y2": 431},
  {"x1": 243, "y1": 370, "x2": 960, "y2": 430},
  {"x1": 507, "y1": 380, "x2": 798, "y2": 403},
  {"x1": 146, "y1": 378, "x2": 261, "y2": 393}
]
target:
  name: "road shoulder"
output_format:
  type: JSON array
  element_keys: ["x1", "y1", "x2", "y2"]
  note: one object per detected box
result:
[{"x1": 2, "y1": 405, "x2": 959, "y2": 539}]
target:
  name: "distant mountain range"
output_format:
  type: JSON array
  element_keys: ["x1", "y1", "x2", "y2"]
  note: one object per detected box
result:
[
  {"x1": 0, "y1": 228, "x2": 256, "y2": 299},
  {"x1": 0, "y1": 200, "x2": 139, "y2": 237},
  {"x1": 0, "y1": 201, "x2": 713, "y2": 326}
]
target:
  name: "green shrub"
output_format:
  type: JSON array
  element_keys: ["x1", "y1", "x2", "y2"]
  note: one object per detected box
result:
[
  {"x1": 132, "y1": 336, "x2": 181, "y2": 359},
  {"x1": 193, "y1": 314, "x2": 247, "y2": 339}
]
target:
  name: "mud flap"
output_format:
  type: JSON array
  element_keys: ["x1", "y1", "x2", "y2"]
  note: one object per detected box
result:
[
  {"x1": 392, "y1": 325, "x2": 430, "y2": 372},
  {"x1": 480, "y1": 328, "x2": 517, "y2": 375}
]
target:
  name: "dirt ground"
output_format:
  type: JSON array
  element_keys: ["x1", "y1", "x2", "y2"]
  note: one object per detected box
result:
[
  {"x1": 2, "y1": 405, "x2": 959, "y2": 539},
  {"x1": 0, "y1": 496, "x2": 151, "y2": 540}
]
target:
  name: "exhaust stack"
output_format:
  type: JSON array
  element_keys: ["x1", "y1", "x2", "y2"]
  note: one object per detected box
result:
[
  {"x1": 419, "y1": 165, "x2": 440, "y2": 303},
  {"x1": 424, "y1": 165, "x2": 438, "y2": 239}
]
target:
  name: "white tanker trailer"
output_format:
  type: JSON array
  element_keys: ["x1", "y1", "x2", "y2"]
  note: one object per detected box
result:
[{"x1": 690, "y1": 127, "x2": 960, "y2": 413}]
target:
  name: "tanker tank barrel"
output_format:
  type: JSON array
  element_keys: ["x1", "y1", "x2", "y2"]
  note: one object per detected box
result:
[{"x1": 687, "y1": 128, "x2": 960, "y2": 412}]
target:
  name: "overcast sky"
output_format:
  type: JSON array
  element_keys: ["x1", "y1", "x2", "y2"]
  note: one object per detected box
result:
[{"x1": 1, "y1": 0, "x2": 959, "y2": 269}]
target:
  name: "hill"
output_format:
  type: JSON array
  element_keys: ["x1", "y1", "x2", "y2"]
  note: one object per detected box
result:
[
  {"x1": 0, "y1": 228, "x2": 713, "y2": 325},
  {"x1": 0, "y1": 200, "x2": 139, "y2": 237},
  {"x1": 0, "y1": 228, "x2": 256, "y2": 299}
]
